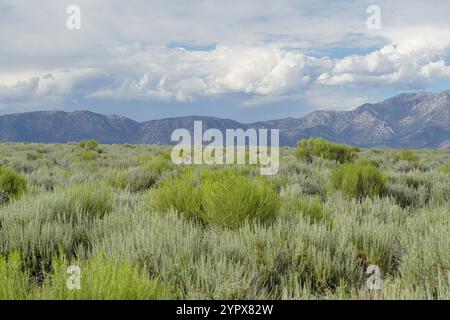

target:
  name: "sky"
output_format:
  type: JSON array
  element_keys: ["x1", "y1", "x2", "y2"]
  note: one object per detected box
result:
[{"x1": 0, "y1": 0, "x2": 449, "y2": 122}]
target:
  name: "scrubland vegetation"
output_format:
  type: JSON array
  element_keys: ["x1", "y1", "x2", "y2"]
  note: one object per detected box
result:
[{"x1": 0, "y1": 139, "x2": 449, "y2": 299}]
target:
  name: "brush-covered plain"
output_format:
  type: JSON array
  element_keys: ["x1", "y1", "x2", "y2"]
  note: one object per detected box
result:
[{"x1": 0, "y1": 139, "x2": 449, "y2": 300}]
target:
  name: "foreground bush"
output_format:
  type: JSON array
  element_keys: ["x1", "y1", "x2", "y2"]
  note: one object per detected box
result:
[
  {"x1": 110, "y1": 167, "x2": 157, "y2": 192},
  {"x1": 0, "y1": 191, "x2": 8, "y2": 205},
  {"x1": 331, "y1": 163, "x2": 386, "y2": 199},
  {"x1": 41, "y1": 253, "x2": 174, "y2": 300},
  {"x1": 148, "y1": 169, "x2": 280, "y2": 228},
  {"x1": 296, "y1": 138, "x2": 357, "y2": 163},
  {"x1": 0, "y1": 165, "x2": 27, "y2": 200},
  {"x1": 385, "y1": 183, "x2": 429, "y2": 209},
  {"x1": 0, "y1": 252, "x2": 175, "y2": 300}
]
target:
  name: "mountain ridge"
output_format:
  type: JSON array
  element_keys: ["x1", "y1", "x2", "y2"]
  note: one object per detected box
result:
[{"x1": 1, "y1": 90, "x2": 450, "y2": 148}]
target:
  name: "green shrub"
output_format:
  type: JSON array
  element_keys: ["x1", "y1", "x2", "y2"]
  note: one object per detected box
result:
[
  {"x1": 78, "y1": 150, "x2": 97, "y2": 161},
  {"x1": 0, "y1": 166, "x2": 27, "y2": 199},
  {"x1": 110, "y1": 170, "x2": 128, "y2": 189},
  {"x1": 201, "y1": 170, "x2": 280, "y2": 229},
  {"x1": 331, "y1": 163, "x2": 386, "y2": 199},
  {"x1": 79, "y1": 140, "x2": 98, "y2": 150},
  {"x1": 394, "y1": 150, "x2": 419, "y2": 162},
  {"x1": 439, "y1": 167, "x2": 450, "y2": 175},
  {"x1": 296, "y1": 138, "x2": 357, "y2": 163},
  {"x1": 393, "y1": 150, "x2": 421, "y2": 169},
  {"x1": 147, "y1": 171, "x2": 202, "y2": 220},
  {"x1": 1, "y1": 251, "x2": 175, "y2": 300},
  {"x1": 110, "y1": 168, "x2": 157, "y2": 192},
  {"x1": 0, "y1": 252, "x2": 31, "y2": 299},
  {"x1": 40, "y1": 253, "x2": 175, "y2": 300},
  {"x1": 2, "y1": 141, "x2": 450, "y2": 299},
  {"x1": 146, "y1": 154, "x2": 174, "y2": 176},
  {"x1": 148, "y1": 169, "x2": 280, "y2": 229},
  {"x1": 386, "y1": 183, "x2": 428, "y2": 209},
  {"x1": 356, "y1": 157, "x2": 379, "y2": 168}
]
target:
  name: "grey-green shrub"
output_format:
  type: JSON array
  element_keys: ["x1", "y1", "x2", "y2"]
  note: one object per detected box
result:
[
  {"x1": 0, "y1": 191, "x2": 8, "y2": 205},
  {"x1": 331, "y1": 163, "x2": 386, "y2": 199},
  {"x1": 0, "y1": 192, "x2": 84, "y2": 271},
  {"x1": 440, "y1": 167, "x2": 450, "y2": 175},
  {"x1": 145, "y1": 153, "x2": 174, "y2": 176}
]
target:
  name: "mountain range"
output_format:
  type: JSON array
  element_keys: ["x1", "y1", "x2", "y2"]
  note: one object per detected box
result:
[{"x1": 1, "y1": 90, "x2": 450, "y2": 148}]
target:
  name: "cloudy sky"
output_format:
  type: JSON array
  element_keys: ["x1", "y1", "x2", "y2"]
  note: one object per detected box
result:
[{"x1": 0, "y1": 0, "x2": 449, "y2": 122}]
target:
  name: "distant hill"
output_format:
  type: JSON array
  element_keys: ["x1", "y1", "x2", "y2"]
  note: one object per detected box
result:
[{"x1": 1, "y1": 90, "x2": 450, "y2": 148}]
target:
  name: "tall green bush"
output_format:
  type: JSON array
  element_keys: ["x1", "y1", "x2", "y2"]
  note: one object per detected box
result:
[
  {"x1": 282, "y1": 196, "x2": 333, "y2": 226},
  {"x1": 0, "y1": 252, "x2": 30, "y2": 299},
  {"x1": 148, "y1": 169, "x2": 280, "y2": 229},
  {"x1": 79, "y1": 140, "x2": 98, "y2": 150},
  {"x1": 296, "y1": 138, "x2": 357, "y2": 163},
  {"x1": 331, "y1": 163, "x2": 386, "y2": 199},
  {"x1": 394, "y1": 150, "x2": 419, "y2": 163},
  {"x1": 201, "y1": 170, "x2": 280, "y2": 229},
  {"x1": 40, "y1": 253, "x2": 174, "y2": 300},
  {"x1": 147, "y1": 171, "x2": 202, "y2": 220}
]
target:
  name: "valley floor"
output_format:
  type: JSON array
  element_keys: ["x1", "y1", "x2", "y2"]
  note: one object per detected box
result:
[{"x1": 0, "y1": 142, "x2": 449, "y2": 299}]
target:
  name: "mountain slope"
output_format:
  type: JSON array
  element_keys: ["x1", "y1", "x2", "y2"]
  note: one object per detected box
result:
[
  {"x1": 0, "y1": 111, "x2": 140, "y2": 144},
  {"x1": 0, "y1": 90, "x2": 449, "y2": 148}
]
